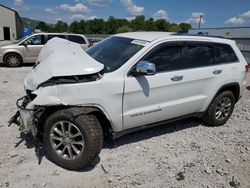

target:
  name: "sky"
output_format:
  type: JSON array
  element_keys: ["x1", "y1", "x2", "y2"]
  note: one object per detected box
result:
[{"x1": 1, "y1": 0, "x2": 250, "y2": 28}]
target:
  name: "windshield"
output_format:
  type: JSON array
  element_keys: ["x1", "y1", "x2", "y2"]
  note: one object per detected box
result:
[{"x1": 86, "y1": 36, "x2": 145, "y2": 72}]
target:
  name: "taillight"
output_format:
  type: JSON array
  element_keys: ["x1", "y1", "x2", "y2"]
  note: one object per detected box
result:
[
  {"x1": 245, "y1": 64, "x2": 250, "y2": 72},
  {"x1": 88, "y1": 39, "x2": 93, "y2": 48}
]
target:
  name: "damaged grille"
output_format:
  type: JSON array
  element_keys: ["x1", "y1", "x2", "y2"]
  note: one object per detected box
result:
[{"x1": 38, "y1": 71, "x2": 103, "y2": 88}]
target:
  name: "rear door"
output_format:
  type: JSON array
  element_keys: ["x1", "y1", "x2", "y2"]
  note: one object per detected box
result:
[{"x1": 123, "y1": 41, "x2": 224, "y2": 129}]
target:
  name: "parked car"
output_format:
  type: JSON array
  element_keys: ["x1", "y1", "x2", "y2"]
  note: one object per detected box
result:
[
  {"x1": 0, "y1": 33, "x2": 91, "y2": 67},
  {"x1": 9, "y1": 32, "x2": 249, "y2": 170}
]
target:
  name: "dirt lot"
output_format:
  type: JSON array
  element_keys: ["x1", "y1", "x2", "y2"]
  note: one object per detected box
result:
[{"x1": 0, "y1": 66, "x2": 249, "y2": 188}]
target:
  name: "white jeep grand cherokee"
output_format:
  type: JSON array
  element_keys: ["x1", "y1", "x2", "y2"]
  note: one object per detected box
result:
[{"x1": 9, "y1": 32, "x2": 249, "y2": 170}]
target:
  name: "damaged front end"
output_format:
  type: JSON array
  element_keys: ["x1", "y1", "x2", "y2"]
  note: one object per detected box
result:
[
  {"x1": 9, "y1": 70, "x2": 103, "y2": 138},
  {"x1": 8, "y1": 90, "x2": 42, "y2": 136},
  {"x1": 9, "y1": 37, "x2": 105, "y2": 138}
]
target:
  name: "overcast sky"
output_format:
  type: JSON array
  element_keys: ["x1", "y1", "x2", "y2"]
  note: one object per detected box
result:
[{"x1": 1, "y1": 0, "x2": 250, "y2": 28}]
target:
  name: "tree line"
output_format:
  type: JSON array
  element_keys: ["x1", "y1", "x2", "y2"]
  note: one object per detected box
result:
[{"x1": 36, "y1": 16, "x2": 191, "y2": 34}]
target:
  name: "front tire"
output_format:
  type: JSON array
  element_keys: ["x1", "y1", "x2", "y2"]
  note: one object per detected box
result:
[
  {"x1": 43, "y1": 108, "x2": 103, "y2": 170},
  {"x1": 4, "y1": 53, "x2": 23, "y2": 67},
  {"x1": 203, "y1": 91, "x2": 235, "y2": 126}
]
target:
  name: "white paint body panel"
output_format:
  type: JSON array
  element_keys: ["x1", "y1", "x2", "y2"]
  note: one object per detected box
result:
[{"x1": 20, "y1": 32, "x2": 248, "y2": 133}]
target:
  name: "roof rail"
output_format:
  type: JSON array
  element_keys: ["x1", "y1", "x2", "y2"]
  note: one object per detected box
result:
[{"x1": 171, "y1": 33, "x2": 226, "y2": 39}]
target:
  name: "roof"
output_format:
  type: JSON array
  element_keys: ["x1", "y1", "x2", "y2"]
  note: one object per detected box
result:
[
  {"x1": 31, "y1": 32, "x2": 87, "y2": 37},
  {"x1": 190, "y1": 27, "x2": 250, "y2": 30},
  {"x1": 0, "y1": 4, "x2": 23, "y2": 24},
  {"x1": 115, "y1": 32, "x2": 174, "y2": 42},
  {"x1": 114, "y1": 32, "x2": 234, "y2": 44}
]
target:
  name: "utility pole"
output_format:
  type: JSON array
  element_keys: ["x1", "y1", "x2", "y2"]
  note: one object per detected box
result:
[{"x1": 198, "y1": 14, "x2": 203, "y2": 29}]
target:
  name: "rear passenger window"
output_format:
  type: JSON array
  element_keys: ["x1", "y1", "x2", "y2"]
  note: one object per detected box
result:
[
  {"x1": 214, "y1": 43, "x2": 238, "y2": 64},
  {"x1": 47, "y1": 35, "x2": 66, "y2": 41},
  {"x1": 143, "y1": 45, "x2": 185, "y2": 72},
  {"x1": 68, "y1": 35, "x2": 86, "y2": 44},
  {"x1": 187, "y1": 45, "x2": 214, "y2": 68}
]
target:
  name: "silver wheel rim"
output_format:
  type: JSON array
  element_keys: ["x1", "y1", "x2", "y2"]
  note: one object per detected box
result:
[
  {"x1": 7, "y1": 55, "x2": 20, "y2": 66},
  {"x1": 215, "y1": 97, "x2": 232, "y2": 120},
  {"x1": 50, "y1": 120, "x2": 85, "y2": 160}
]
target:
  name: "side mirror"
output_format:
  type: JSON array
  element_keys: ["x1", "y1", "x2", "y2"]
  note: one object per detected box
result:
[{"x1": 131, "y1": 61, "x2": 156, "y2": 76}]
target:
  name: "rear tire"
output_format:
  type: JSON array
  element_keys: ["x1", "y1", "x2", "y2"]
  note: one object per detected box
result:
[
  {"x1": 203, "y1": 91, "x2": 235, "y2": 126},
  {"x1": 43, "y1": 108, "x2": 103, "y2": 170},
  {"x1": 4, "y1": 53, "x2": 22, "y2": 67}
]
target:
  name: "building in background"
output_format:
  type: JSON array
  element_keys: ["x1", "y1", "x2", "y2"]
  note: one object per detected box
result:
[
  {"x1": 0, "y1": 4, "x2": 23, "y2": 41},
  {"x1": 189, "y1": 27, "x2": 250, "y2": 64}
]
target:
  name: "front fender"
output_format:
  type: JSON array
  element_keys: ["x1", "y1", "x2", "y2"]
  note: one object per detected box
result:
[
  {"x1": 3, "y1": 49, "x2": 24, "y2": 61},
  {"x1": 28, "y1": 85, "x2": 114, "y2": 129}
]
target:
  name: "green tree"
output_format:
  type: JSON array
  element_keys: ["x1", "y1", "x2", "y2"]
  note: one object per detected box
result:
[
  {"x1": 69, "y1": 21, "x2": 82, "y2": 33},
  {"x1": 54, "y1": 21, "x2": 68, "y2": 32},
  {"x1": 105, "y1": 17, "x2": 130, "y2": 34},
  {"x1": 116, "y1": 25, "x2": 133, "y2": 33},
  {"x1": 178, "y1": 23, "x2": 192, "y2": 32},
  {"x1": 169, "y1": 23, "x2": 179, "y2": 32},
  {"x1": 130, "y1": 15, "x2": 145, "y2": 31},
  {"x1": 106, "y1": 16, "x2": 118, "y2": 34},
  {"x1": 87, "y1": 19, "x2": 106, "y2": 34},
  {"x1": 145, "y1": 18, "x2": 156, "y2": 31},
  {"x1": 154, "y1": 19, "x2": 170, "y2": 31},
  {"x1": 36, "y1": 21, "x2": 51, "y2": 32},
  {"x1": 78, "y1": 20, "x2": 88, "y2": 34}
]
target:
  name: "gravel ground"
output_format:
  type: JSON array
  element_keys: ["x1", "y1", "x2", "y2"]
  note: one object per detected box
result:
[{"x1": 0, "y1": 66, "x2": 249, "y2": 188}]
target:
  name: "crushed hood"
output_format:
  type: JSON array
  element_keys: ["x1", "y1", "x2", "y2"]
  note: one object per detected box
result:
[{"x1": 24, "y1": 37, "x2": 104, "y2": 91}]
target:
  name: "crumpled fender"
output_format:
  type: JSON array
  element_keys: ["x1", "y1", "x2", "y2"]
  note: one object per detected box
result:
[{"x1": 28, "y1": 86, "x2": 60, "y2": 108}]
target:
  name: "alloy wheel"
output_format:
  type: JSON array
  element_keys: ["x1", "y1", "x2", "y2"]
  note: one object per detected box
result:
[
  {"x1": 215, "y1": 97, "x2": 232, "y2": 120},
  {"x1": 50, "y1": 120, "x2": 85, "y2": 160}
]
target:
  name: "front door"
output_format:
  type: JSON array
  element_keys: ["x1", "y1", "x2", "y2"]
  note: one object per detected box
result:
[{"x1": 22, "y1": 35, "x2": 45, "y2": 62}]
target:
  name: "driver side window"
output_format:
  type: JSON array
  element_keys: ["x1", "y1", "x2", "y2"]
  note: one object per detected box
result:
[{"x1": 26, "y1": 35, "x2": 45, "y2": 45}]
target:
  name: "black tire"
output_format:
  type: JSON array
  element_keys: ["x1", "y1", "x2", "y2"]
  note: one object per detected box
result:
[
  {"x1": 43, "y1": 108, "x2": 103, "y2": 170},
  {"x1": 4, "y1": 53, "x2": 23, "y2": 67},
  {"x1": 203, "y1": 91, "x2": 235, "y2": 126}
]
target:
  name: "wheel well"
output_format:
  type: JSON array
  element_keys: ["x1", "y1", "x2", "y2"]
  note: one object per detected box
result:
[
  {"x1": 216, "y1": 83, "x2": 240, "y2": 102},
  {"x1": 36, "y1": 105, "x2": 112, "y2": 140},
  {"x1": 3, "y1": 52, "x2": 23, "y2": 63},
  {"x1": 89, "y1": 111, "x2": 112, "y2": 138}
]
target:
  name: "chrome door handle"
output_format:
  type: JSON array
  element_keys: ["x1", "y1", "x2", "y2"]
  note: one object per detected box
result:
[
  {"x1": 213, "y1": 70, "x2": 222, "y2": 74},
  {"x1": 171, "y1": 75, "x2": 183, "y2": 81}
]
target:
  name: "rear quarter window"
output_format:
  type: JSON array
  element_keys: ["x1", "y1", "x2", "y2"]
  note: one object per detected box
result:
[
  {"x1": 68, "y1": 35, "x2": 86, "y2": 44},
  {"x1": 214, "y1": 43, "x2": 238, "y2": 64}
]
